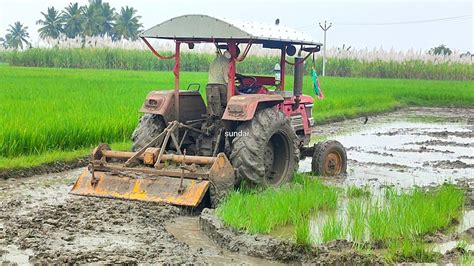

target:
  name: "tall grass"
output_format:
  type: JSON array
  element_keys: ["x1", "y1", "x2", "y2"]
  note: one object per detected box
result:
[{"x1": 1, "y1": 48, "x2": 472, "y2": 80}]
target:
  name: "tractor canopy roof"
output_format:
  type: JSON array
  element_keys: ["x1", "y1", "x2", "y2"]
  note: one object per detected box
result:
[{"x1": 140, "y1": 14, "x2": 321, "y2": 47}]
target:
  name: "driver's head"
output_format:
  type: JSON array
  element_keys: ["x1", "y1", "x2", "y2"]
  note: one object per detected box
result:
[
  {"x1": 223, "y1": 50, "x2": 231, "y2": 59},
  {"x1": 224, "y1": 47, "x2": 240, "y2": 58}
]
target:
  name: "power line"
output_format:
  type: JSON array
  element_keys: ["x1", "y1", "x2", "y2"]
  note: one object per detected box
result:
[{"x1": 297, "y1": 15, "x2": 473, "y2": 29}]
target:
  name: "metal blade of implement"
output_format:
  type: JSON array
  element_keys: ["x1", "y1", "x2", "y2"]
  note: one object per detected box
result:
[{"x1": 70, "y1": 169, "x2": 210, "y2": 207}]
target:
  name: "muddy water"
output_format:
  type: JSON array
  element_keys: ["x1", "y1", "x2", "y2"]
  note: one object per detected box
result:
[
  {"x1": 166, "y1": 216, "x2": 283, "y2": 265},
  {"x1": 300, "y1": 108, "x2": 474, "y2": 188},
  {"x1": 432, "y1": 241, "x2": 474, "y2": 254}
]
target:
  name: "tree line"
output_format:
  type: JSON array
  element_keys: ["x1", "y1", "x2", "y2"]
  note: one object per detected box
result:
[{"x1": 1, "y1": 0, "x2": 142, "y2": 49}]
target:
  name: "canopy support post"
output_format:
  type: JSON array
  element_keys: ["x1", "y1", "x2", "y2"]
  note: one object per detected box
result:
[
  {"x1": 280, "y1": 47, "x2": 286, "y2": 91},
  {"x1": 174, "y1": 42, "x2": 181, "y2": 121},
  {"x1": 227, "y1": 41, "x2": 237, "y2": 102}
]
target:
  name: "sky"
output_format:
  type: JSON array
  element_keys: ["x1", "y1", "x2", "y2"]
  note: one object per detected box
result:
[{"x1": 0, "y1": 0, "x2": 472, "y2": 52}]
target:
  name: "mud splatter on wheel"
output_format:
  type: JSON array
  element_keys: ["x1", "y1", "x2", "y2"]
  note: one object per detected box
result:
[
  {"x1": 131, "y1": 114, "x2": 165, "y2": 151},
  {"x1": 312, "y1": 140, "x2": 347, "y2": 176},
  {"x1": 230, "y1": 108, "x2": 299, "y2": 187}
]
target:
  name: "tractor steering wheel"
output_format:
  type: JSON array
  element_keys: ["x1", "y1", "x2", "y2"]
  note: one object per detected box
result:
[{"x1": 235, "y1": 74, "x2": 258, "y2": 94}]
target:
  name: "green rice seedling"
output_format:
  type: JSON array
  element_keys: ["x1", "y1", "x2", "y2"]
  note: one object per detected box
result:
[
  {"x1": 367, "y1": 184, "x2": 465, "y2": 242},
  {"x1": 321, "y1": 214, "x2": 345, "y2": 243},
  {"x1": 347, "y1": 199, "x2": 367, "y2": 243},
  {"x1": 456, "y1": 239, "x2": 469, "y2": 252},
  {"x1": 383, "y1": 186, "x2": 397, "y2": 199},
  {"x1": 346, "y1": 185, "x2": 371, "y2": 198},
  {"x1": 367, "y1": 202, "x2": 392, "y2": 241},
  {"x1": 293, "y1": 214, "x2": 311, "y2": 246},
  {"x1": 292, "y1": 172, "x2": 307, "y2": 184},
  {"x1": 216, "y1": 175, "x2": 338, "y2": 234},
  {"x1": 385, "y1": 239, "x2": 440, "y2": 263},
  {"x1": 460, "y1": 254, "x2": 474, "y2": 266}
]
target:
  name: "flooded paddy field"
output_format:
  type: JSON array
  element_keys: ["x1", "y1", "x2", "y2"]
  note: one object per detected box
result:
[
  {"x1": 302, "y1": 107, "x2": 473, "y2": 188},
  {"x1": 1, "y1": 107, "x2": 473, "y2": 264}
]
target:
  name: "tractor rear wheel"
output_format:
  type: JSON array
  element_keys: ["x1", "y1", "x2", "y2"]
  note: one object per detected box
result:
[
  {"x1": 230, "y1": 108, "x2": 299, "y2": 187},
  {"x1": 311, "y1": 140, "x2": 347, "y2": 176},
  {"x1": 131, "y1": 114, "x2": 165, "y2": 151}
]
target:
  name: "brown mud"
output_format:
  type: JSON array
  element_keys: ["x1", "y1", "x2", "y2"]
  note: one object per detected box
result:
[{"x1": 1, "y1": 107, "x2": 473, "y2": 264}]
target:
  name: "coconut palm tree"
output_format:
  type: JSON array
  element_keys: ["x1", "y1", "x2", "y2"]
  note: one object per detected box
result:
[
  {"x1": 80, "y1": 4, "x2": 102, "y2": 37},
  {"x1": 6, "y1": 22, "x2": 30, "y2": 49},
  {"x1": 113, "y1": 6, "x2": 142, "y2": 40},
  {"x1": 0, "y1": 37, "x2": 7, "y2": 49},
  {"x1": 98, "y1": 2, "x2": 115, "y2": 37},
  {"x1": 37, "y1": 7, "x2": 64, "y2": 39},
  {"x1": 62, "y1": 2, "x2": 83, "y2": 38},
  {"x1": 88, "y1": 0, "x2": 115, "y2": 37}
]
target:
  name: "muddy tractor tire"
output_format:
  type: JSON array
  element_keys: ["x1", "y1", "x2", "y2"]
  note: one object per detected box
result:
[
  {"x1": 230, "y1": 108, "x2": 299, "y2": 187},
  {"x1": 311, "y1": 140, "x2": 347, "y2": 176},
  {"x1": 131, "y1": 114, "x2": 165, "y2": 151}
]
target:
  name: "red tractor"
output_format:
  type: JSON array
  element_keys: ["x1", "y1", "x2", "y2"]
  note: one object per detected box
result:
[{"x1": 71, "y1": 15, "x2": 347, "y2": 207}]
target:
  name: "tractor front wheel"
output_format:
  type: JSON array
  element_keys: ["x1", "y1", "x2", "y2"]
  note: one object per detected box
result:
[
  {"x1": 311, "y1": 140, "x2": 347, "y2": 176},
  {"x1": 230, "y1": 108, "x2": 299, "y2": 187}
]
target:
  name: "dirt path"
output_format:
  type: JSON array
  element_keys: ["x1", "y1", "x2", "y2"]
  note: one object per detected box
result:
[{"x1": 1, "y1": 107, "x2": 473, "y2": 264}]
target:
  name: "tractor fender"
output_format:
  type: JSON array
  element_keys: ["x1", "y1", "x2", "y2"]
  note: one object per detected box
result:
[
  {"x1": 139, "y1": 90, "x2": 206, "y2": 123},
  {"x1": 222, "y1": 94, "x2": 284, "y2": 121},
  {"x1": 139, "y1": 91, "x2": 175, "y2": 123}
]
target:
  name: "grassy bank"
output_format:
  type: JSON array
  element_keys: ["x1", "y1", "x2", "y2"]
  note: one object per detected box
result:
[
  {"x1": 0, "y1": 142, "x2": 131, "y2": 171},
  {"x1": 0, "y1": 65, "x2": 473, "y2": 169},
  {"x1": 1, "y1": 48, "x2": 473, "y2": 80},
  {"x1": 217, "y1": 175, "x2": 466, "y2": 263}
]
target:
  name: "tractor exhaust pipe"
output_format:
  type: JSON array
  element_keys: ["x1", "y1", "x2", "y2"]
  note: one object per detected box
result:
[{"x1": 293, "y1": 56, "x2": 304, "y2": 97}]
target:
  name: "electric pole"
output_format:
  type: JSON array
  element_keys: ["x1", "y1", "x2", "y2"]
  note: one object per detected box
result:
[{"x1": 319, "y1": 20, "x2": 332, "y2": 76}]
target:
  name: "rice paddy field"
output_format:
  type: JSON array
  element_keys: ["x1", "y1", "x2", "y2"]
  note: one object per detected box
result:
[
  {"x1": 216, "y1": 174, "x2": 468, "y2": 262},
  {"x1": 0, "y1": 64, "x2": 473, "y2": 170}
]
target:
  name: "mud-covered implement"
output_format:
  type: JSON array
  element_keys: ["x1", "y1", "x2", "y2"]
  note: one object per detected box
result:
[{"x1": 71, "y1": 122, "x2": 235, "y2": 207}]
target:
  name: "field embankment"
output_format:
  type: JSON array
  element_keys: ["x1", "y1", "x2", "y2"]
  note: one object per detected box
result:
[{"x1": 0, "y1": 48, "x2": 472, "y2": 80}]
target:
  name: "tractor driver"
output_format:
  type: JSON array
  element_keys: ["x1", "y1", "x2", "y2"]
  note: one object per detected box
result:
[{"x1": 208, "y1": 50, "x2": 231, "y2": 86}]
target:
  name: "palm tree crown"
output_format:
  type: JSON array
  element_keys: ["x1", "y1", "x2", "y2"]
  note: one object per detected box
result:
[
  {"x1": 6, "y1": 22, "x2": 30, "y2": 49},
  {"x1": 62, "y1": 3, "x2": 83, "y2": 38},
  {"x1": 3, "y1": 1, "x2": 144, "y2": 45},
  {"x1": 80, "y1": 4, "x2": 103, "y2": 37},
  {"x1": 37, "y1": 7, "x2": 64, "y2": 39},
  {"x1": 113, "y1": 6, "x2": 142, "y2": 41},
  {"x1": 89, "y1": 0, "x2": 116, "y2": 37}
]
